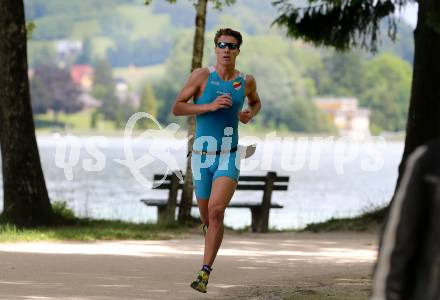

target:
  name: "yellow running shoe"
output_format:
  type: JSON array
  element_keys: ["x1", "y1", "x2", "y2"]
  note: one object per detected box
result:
[
  {"x1": 199, "y1": 224, "x2": 208, "y2": 237},
  {"x1": 190, "y1": 270, "x2": 209, "y2": 293}
]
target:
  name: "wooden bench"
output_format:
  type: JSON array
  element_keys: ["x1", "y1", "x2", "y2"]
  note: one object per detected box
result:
[{"x1": 140, "y1": 171, "x2": 290, "y2": 232}]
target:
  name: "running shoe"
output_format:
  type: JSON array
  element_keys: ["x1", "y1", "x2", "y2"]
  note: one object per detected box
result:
[
  {"x1": 199, "y1": 223, "x2": 208, "y2": 237},
  {"x1": 190, "y1": 270, "x2": 209, "y2": 293}
]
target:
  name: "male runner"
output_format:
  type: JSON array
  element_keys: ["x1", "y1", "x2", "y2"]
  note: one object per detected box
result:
[{"x1": 172, "y1": 28, "x2": 261, "y2": 293}]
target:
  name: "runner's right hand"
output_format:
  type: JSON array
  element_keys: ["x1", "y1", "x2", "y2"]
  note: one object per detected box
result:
[{"x1": 208, "y1": 94, "x2": 232, "y2": 111}]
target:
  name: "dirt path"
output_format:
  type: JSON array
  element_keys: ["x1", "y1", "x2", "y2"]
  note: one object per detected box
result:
[{"x1": 0, "y1": 232, "x2": 378, "y2": 300}]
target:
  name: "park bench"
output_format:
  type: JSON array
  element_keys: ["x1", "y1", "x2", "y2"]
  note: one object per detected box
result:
[{"x1": 140, "y1": 171, "x2": 290, "y2": 232}]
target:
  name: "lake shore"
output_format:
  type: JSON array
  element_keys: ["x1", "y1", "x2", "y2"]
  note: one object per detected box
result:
[{"x1": 35, "y1": 127, "x2": 406, "y2": 141}]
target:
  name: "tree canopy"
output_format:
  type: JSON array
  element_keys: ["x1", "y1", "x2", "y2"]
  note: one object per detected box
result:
[{"x1": 272, "y1": 0, "x2": 412, "y2": 52}]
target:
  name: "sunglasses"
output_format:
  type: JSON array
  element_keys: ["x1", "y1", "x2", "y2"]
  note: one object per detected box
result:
[{"x1": 216, "y1": 42, "x2": 240, "y2": 50}]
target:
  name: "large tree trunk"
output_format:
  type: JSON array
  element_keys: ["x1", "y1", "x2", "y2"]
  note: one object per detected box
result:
[
  {"x1": 376, "y1": 0, "x2": 440, "y2": 229},
  {"x1": 0, "y1": 0, "x2": 54, "y2": 227},
  {"x1": 178, "y1": 0, "x2": 208, "y2": 224},
  {"x1": 396, "y1": 1, "x2": 440, "y2": 186}
]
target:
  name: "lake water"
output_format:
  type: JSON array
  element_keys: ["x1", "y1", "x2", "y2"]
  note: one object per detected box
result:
[{"x1": 0, "y1": 134, "x2": 404, "y2": 229}]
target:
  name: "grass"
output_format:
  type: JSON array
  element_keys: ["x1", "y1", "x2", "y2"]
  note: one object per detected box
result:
[
  {"x1": 34, "y1": 109, "x2": 116, "y2": 133},
  {"x1": 0, "y1": 201, "x2": 195, "y2": 242},
  {"x1": 0, "y1": 203, "x2": 388, "y2": 243},
  {"x1": 303, "y1": 206, "x2": 387, "y2": 232},
  {"x1": 0, "y1": 220, "x2": 186, "y2": 242}
]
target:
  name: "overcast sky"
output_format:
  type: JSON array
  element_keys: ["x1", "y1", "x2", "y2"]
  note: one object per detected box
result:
[{"x1": 399, "y1": 2, "x2": 418, "y2": 27}]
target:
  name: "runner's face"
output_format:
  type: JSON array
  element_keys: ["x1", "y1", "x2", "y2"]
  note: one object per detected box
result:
[{"x1": 215, "y1": 35, "x2": 240, "y2": 66}]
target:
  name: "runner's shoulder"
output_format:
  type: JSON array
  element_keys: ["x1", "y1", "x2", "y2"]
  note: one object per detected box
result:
[
  {"x1": 245, "y1": 74, "x2": 256, "y2": 82},
  {"x1": 245, "y1": 74, "x2": 256, "y2": 88},
  {"x1": 189, "y1": 68, "x2": 210, "y2": 85}
]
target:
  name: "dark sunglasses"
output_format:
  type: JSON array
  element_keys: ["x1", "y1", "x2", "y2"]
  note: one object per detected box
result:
[{"x1": 216, "y1": 42, "x2": 240, "y2": 50}]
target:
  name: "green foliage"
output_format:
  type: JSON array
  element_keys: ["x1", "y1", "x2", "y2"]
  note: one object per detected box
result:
[
  {"x1": 52, "y1": 201, "x2": 75, "y2": 221},
  {"x1": 320, "y1": 51, "x2": 365, "y2": 96},
  {"x1": 30, "y1": 64, "x2": 83, "y2": 115},
  {"x1": 26, "y1": 21, "x2": 36, "y2": 39},
  {"x1": 303, "y1": 204, "x2": 387, "y2": 232},
  {"x1": 0, "y1": 219, "x2": 185, "y2": 242},
  {"x1": 235, "y1": 35, "x2": 331, "y2": 132},
  {"x1": 145, "y1": 0, "x2": 236, "y2": 10},
  {"x1": 34, "y1": 109, "x2": 116, "y2": 131},
  {"x1": 90, "y1": 110, "x2": 99, "y2": 129},
  {"x1": 114, "y1": 100, "x2": 137, "y2": 129},
  {"x1": 28, "y1": 43, "x2": 57, "y2": 67},
  {"x1": 379, "y1": 19, "x2": 414, "y2": 63},
  {"x1": 273, "y1": 0, "x2": 409, "y2": 52},
  {"x1": 139, "y1": 83, "x2": 159, "y2": 127},
  {"x1": 107, "y1": 36, "x2": 173, "y2": 67},
  {"x1": 306, "y1": 49, "x2": 411, "y2": 132},
  {"x1": 30, "y1": 76, "x2": 51, "y2": 114},
  {"x1": 92, "y1": 58, "x2": 119, "y2": 121},
  {"x1": 359, "y1": 53, "x2": 412, "y2": 131},
  {"x1": 152, "y1": 31, "x2": 193, "y2": 126},
  {"x1": 31, "y1": 14, "x2": 74, "y2": 40},
  {"x1": 75, "y1": 37, "x2": 93, "y2": 65},
  {"x1": 24, "y1": 0, "x2": 123, "y2": 20},
  {"x1": 25, "y1": 0, "x2": 414, "y2": 133}
]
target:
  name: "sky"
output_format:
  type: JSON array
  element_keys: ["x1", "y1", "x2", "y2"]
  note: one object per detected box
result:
[{"x1": 400, "y1": 2, "x2": 418, "y2": 27}]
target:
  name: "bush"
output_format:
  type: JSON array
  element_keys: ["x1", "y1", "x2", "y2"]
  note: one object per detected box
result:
[{"x1": 52, "y1": 201, "x2": 75, "y2": 221}]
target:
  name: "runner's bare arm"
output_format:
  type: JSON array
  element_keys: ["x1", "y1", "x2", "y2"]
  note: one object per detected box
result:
[
  {"x1": 172, "y1": 68, "x2": 233, "y2": 116},
  {"x1": 171, "y1": 68, "x2": 211, "y2": 116},
  {"x1": 239, "y1": 75, "x2": 261, "y2": 124},
  {"x1": 246, "y1": 75, "x2": 261, "y2": 118}
]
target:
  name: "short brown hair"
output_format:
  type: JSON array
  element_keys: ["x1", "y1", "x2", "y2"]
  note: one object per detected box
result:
[{"x1": 214, "y1": 28, "x2": 242, "y2": 47}]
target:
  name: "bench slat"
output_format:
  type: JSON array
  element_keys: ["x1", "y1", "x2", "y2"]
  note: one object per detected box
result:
[
  {"x1": 228, "y1": 203, "x2": 283, "y2": 208},
  {"x1": 236, "y1": 184, "x2": 288, "y2": 191},
  {"x1": 153, "y1": 183, "x2": 288, "y2": 191},
  {"x1": 153, "y1": 184, "x2": 184, "y2": 190},
  {"x1": 153, "y1": 174, "x2": 289, "y2": 182},
  {"x1": 238, "y1": 175, "x2": 289, "y2": 182},
  {"x1": 140, "y1": 199, "x2": 283, "y2": 209}
]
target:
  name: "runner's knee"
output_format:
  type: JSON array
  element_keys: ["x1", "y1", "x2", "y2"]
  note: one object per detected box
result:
[{"x1": 208, "y1": 206, "x2": 225, "y2": 225}]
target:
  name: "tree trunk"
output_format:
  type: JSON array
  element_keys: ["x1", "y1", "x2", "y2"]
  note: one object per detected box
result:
[
  {"x1": 396, "y1": 1, "x2": 440, "y2": 186},
  {"x1": 0, "y1": 0, "x2": 54, "y2": 227},
  {"x1": 178, "y1": 0, "x2": 208, "y2": 224},
  {"x1": 374, "y1": 0, "x2": 440, "y2": 229}
]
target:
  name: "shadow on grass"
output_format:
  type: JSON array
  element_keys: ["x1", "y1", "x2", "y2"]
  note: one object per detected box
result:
[
  {"x1": 303, "y1": 206, "x2": 387, "y2": 232},
  {"x1": 0, "y1": 202, "x2": 203, "y2": 242}
]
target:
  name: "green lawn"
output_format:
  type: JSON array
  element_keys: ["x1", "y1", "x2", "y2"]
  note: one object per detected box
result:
[
  {"x1": 35, "y1": 109, "x2": 116, "y2": 133},
  {"x1": 0, "y1": 201, "x2": 189, "y2": 242},
  {"x1": 0, "y1": 220, "x2": 187, "y2": 242}
]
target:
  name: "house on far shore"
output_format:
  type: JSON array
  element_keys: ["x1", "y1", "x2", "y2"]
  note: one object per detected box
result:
[
  {"x1": 71, "y1": 64, "x2": 94, "y2": 92},
  {"x1": 71, "y1": 64, "x2": 101, "y2": 110},
  {"x1": 115, "y1": 77, "x2": 140, "y2": 108},
  {"x1": 314, "y1": 97, "x2": 371, "y2": 139}
]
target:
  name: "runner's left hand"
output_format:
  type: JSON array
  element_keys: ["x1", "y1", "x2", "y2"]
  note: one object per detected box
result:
[{"x1": 238, "y1": 109, "x2": 253, "y2": 124}]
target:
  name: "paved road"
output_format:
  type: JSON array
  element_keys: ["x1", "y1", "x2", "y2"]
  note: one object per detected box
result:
[{"x1": 0, "y1": 232, "x2": 378, "y2": 300}]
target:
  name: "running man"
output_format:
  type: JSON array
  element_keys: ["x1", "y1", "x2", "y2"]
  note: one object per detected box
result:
[{"x1": 172, "y1": 28, "x2": 261, "y2": 293}]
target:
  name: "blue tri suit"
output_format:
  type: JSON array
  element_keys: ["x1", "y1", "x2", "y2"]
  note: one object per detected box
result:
[{"x1": 191, "y1": 66, "x2": 246, "y2": 200}]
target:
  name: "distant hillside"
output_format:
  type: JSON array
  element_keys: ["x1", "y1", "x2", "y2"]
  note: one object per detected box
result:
[
  {"x1": 25, "y1": 0, "x2": 415, "y2": 134},
  {"x1": 25, "y1": 0, "x2": 414, "y2": 67}
]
